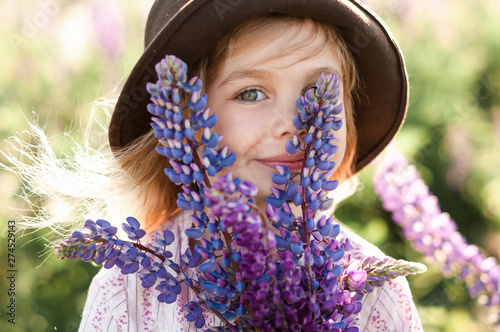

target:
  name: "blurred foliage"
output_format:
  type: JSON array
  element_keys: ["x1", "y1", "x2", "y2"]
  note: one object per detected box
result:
[
  {"x1": 0, "y1": 1, "x2": 153, "y2": 331},
  {"x1": 337, "y1": 0, "x2": 500, "y2": 331},
  {"x1": 1, "y1": 0, "x2": 499, "y2": 331}
]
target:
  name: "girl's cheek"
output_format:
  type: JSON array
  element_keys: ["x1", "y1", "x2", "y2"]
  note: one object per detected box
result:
[
  {"x1": 223, "y1": 125, "x2": 255, "y2": 156},
  {"x1": 222, "y1": 110, "x2": 267, "y2": 148},
  {"x1": 331, "y1": 115, "x2": 347, "y2": 171}
]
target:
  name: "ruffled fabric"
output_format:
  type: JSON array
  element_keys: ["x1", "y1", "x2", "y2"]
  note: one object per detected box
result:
[{"x1": 79, "y1": 212, "x2": 422, "y2": 331}]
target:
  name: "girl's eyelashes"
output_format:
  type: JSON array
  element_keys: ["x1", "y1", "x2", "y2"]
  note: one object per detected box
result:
[
  {"x1": 236, "y1": 87, "x2": 267, "y2": 103},
  {"x1": 302, "y1": 85, "x2": 317, "y2": 95},
  {"x1": 234, "y1": 84, "x2": 320, "y2": 103}
]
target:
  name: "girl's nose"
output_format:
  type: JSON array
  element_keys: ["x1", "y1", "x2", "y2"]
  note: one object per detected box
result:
[{"x1": 270, "y1": 97, "x2": 301, "y2": 139}]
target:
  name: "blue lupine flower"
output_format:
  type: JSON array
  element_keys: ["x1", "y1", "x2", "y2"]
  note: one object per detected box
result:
[
  {"x1": 54, "y1": 57, "x2": 427, "y2": 332},
  {"x1": 122, "y1": 217, "x2": 146, "y2": 240}
]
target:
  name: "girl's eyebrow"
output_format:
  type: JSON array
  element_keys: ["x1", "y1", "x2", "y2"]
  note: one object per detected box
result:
[
  {"x1": 217, "y1": 69, "x2": 273, "y2": 88},
  {"x1": 305, "y1": 67, "x2": 343, "y2": 83},
  {"x1": 217, "y1": 66, "x2": 342, "y2": 88}
]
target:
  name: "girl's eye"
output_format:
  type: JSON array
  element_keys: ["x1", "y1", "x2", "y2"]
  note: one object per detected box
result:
[{"x1": 237, "y1": 89, "x2": 266, "y2": 102}]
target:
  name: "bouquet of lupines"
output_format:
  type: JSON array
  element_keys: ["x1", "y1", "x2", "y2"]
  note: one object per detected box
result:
[
  {"x1": 375, "y1": 147, "x2": 500, "y2": 327},
  {"x1": 56, "y1": 55, "x2": 425, "y2": 331}
]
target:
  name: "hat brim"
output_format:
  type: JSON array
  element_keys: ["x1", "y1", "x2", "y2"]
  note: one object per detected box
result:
[{"x1": 109, "y1": 0, "x2": 408, "y2": 174}]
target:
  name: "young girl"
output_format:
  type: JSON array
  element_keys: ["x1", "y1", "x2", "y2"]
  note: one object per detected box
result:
[{"x1": 14, "y1": 0, "x2": 423, "y2": 331}]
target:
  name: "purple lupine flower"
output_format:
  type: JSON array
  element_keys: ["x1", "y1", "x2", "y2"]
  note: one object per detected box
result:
[
  {"x1": 375, "y1": 145, "x2": 500, "y2": 326},
  {"x1": 56, "y1": 55, "x2": 426, "y2": 331}
]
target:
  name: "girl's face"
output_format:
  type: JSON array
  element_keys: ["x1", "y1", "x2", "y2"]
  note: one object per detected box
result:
[{"x1": 207, "y1": 21, "x2": 347, "y2": 202}]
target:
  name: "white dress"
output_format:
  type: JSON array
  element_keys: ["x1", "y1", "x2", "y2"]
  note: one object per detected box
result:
[{"x1": 78, "y1": 212, "x2": 423, "y2": 331}]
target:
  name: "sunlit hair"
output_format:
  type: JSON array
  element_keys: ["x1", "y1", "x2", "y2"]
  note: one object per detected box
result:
[
  {"x1": 5, "y1": 14, "x2": 360, "y2": 239},
  {"x1": 2, "y1": 103, "x2": 116, "y2": 244}
]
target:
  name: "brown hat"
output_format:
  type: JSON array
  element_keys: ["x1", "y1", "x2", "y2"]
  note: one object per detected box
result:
[{"x1": 109, "y1": 0, "x2": 408, "y2": 173}]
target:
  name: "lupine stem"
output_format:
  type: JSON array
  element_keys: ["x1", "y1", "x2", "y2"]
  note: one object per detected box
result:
[
  {"x1": 302, "y1": 143, "x2": 313, "y2": 248},
  {"x1": 189, "y1": 140, "x2": 212, "y2": 189},
  {"x1": 136, "y1": 242, "x2": 167, "y2": 264}
]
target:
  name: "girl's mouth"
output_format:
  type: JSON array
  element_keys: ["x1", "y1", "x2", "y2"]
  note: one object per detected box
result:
[{"x1": 257, "y1": 154, "x2": 304, "y2": 171}]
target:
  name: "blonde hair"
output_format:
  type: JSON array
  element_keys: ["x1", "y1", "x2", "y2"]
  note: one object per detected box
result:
[
  {"x1": 5, "y1": 14, "x2": 359, "y2": 239},
  {"x1": 117, "y1": 14, "x2": 360, "y2": 230}
]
